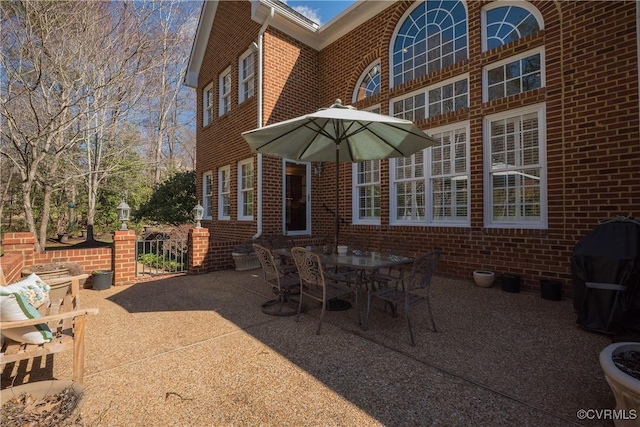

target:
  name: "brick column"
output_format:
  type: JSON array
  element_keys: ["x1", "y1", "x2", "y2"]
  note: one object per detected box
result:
[
  {"x1": 188, "y1": 227, "x2": 210, "y2": 274},
  {"x1": 1, "y1": 232, "x2": 36, "y2": 267},
  {"x1": 112, "y1": 230, "x2": 136, "y2": 286}
]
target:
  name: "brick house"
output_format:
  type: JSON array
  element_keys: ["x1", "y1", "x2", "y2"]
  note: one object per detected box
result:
[{"x1": 184, "y1": 0, "x2": 640, "y2": 294}]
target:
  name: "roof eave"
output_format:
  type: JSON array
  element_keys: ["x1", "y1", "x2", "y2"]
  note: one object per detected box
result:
[
  {"x1": 184, "y1": 0, "x2": 395, "y2": 88},
  {"x1": 184, "y1": 1, "x2": 218, "y2": 88}
]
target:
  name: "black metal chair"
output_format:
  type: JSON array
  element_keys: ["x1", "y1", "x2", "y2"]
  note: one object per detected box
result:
[
  {"x1": 253, "y1": 243, "x2": 301, "y2": 316},
  {"x1": 291, "y1": 247, "x2": 359, "y2": 335},
  {"x1": 364, "y1": 250, "x2": 441, "y2": 346}
]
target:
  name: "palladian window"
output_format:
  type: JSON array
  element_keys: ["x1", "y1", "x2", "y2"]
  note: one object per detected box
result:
[
  {"x1": 392, "y1": 0, "x2": 467, "y2": 87},
  {"x1": 483, "y1": 3, "x2": 542, "y2": 51},
  {"x1": 353, "y1": 61, "x2": 381, "y2": 102}
]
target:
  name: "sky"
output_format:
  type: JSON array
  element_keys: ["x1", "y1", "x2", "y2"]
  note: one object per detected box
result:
[{"x1": 282, "y1": 0, "x2": 357, "y2": 26}]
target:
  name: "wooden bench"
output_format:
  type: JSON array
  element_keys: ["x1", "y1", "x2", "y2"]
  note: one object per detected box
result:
[{"x1": 0, "y1": 274, "x2": 98, "y2": 384}]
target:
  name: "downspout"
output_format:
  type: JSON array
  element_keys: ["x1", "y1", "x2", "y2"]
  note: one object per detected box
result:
[{"x1": 253, "y1": 7, "x2": 274, "y2": 240}]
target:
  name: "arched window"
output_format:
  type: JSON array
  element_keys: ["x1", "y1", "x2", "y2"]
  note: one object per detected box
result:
[
  {"x1": 391, "y1": 1, "x2": 467, "y2": 87},
  {"x1": 353, "y1": 61, "x2": 381, "y2": 103},
  {"x1": 483, "y1": 2, "x2": 542, "y2": 51}
]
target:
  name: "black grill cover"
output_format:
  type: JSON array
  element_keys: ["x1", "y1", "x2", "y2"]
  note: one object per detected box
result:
[{"x1": 572, "y1": 220, "x2": 640, "y2": 334}]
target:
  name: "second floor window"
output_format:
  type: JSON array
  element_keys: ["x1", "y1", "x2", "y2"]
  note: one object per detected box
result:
[
  {"x1": 203, "y1": 83, "x2": 214, "y2": 126},
  {"x1": 392, "y1": 0, "x2": 467, "y2": 87},
  {"x1": 219, "y1": 67, "x2": 231, "y2": 116},
  {"x1": 354, "y1": 61, "x2": 381, "y2": 102},
  {"x1": 484, "y1": 4, "x2": 542, "y2": 51},
  {"x1": 239, "y1": 50, "x2": 255, "y2": 103},
  {"x1": 392, "y1": 76, "x2": 469, "y2": 121},
  {"x1": 485, "y1": 50, "x2": 543, "y2": 102}
]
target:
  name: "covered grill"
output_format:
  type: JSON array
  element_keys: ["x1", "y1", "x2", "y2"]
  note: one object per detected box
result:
[{"x1": 572, "y1": 216, "x2": 640, "y2": 334}]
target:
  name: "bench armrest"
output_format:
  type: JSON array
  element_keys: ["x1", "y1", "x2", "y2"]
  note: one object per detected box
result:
[{"x1": 0, "y1": 308, "x2": 98, "y2": 329}]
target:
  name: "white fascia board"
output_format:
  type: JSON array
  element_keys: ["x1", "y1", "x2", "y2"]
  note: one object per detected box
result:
[
  {"x1": 252, "y1": 0, "x2": 394, "y2": 51},
  {"x1": 185, "y1": 0, "x2": 396, "y2": 86},
  {"x1": 184, "y1": 1, "x2": 218, "y2": 88}
]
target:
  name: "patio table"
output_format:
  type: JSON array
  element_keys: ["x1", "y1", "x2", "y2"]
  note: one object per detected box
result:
[{"x1": 274, "y1": 247, "x2": 413, "y2": 312}]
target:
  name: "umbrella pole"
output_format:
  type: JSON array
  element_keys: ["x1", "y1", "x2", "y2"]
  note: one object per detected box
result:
[{"x1": 335, "y1": 143, "x2": 340, "y2": 254}]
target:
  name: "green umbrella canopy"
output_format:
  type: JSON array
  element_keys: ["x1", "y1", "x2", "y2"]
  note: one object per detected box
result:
[
  {"x1": 242, "y1": 99, "x2": 437, "y2": 251},
  {"x1": 242, "y1": 99, "x2": 436, "y2": 162}
]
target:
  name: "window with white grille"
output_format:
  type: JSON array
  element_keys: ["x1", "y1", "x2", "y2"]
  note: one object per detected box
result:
[
  {"x1": 219, "y1": 67, "x2": 231, "y2": 116},
  {"x1": 237, "y1": 158, "x2": 254, "y2": 220},
  {"x1": 484, "y1": 104, "x2": 546, "y2": 228},
  {"x1": 391, "y1": 0, "x2": 467, "y2": 87},
  {"x1": 483, "y1": 3, "x2": 542, "y2": 51},
  {"x1": 352, "y1": 160, "x2": 381, "y2": 224},
  {"x1": 203, "y1": 171, "x2": 213, "y2": 219},
  {"x1": 484, "y1": 49, "x2": 544, "y2": 102},
  {"x1": 203, "y1": 83, "x2": 214, "y2": 126},
  {"x1": 239, "y1": 50, "x2": 255, "y2": 103},
  {"x1": 218, "y1": 166, "x2": 230, "y2": 220}
]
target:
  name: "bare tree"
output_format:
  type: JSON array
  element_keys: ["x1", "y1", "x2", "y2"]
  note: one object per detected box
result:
[
  {"x1": 0, "y1": 1, "x2": 150, "y2": 249},
  {"x1": 139, "y1": 0, "x2": 197, "y2": 184}
]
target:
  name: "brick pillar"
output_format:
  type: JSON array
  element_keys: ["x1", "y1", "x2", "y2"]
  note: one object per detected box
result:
[
  {"x1": 188, "y1": 227, "x2": 210, "y2": 274},
  {"x1": 1, "y1": 232, "x2": 36, "y2": 267},
  {"x1": 113, "y1": 229, "x2": 136, "y2": 286}
]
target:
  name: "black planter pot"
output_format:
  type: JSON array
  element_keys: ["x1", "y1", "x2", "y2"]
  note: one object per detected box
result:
[
  {"x1": 540, "y1": 279, "x2": 562, "y2": 301},
  {"x1": 501, "y1": 274, "x2": 521, "y2": 293},
  {"x1": 92, "y1": 271, "x2": 113, "y2": 290}
]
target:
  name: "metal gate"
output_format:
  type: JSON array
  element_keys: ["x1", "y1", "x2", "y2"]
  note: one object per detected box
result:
[{"x1": 136, "y1": 230, "x2": 189, "y2": 277}]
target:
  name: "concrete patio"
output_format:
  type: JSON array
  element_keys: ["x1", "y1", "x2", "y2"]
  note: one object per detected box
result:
[{"x1": 2, "y1": 270, "x2": 615, "y2": 426}]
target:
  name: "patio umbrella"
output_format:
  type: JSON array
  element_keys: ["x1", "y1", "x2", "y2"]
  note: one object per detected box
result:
[{"x1": 242, "y1": 99, "x2": 437, "y2": 251}]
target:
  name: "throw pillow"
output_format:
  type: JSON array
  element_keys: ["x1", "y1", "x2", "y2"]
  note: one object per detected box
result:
[
  {"x1": 1, "y1": 273, "x2": 50, "y2": 308},
  {"x1": 0, "y1": 291, "x2": 53, "y2": 344}
]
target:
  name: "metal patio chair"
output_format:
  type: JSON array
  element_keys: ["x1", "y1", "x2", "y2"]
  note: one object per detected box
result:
[
  {"x1": 253, "y1": 243, "x2": 301, "y2": 316},
  {"x1": 364, "y1": 250, "x2": 441, "y2": 346},
  {"x1": 291, "y1": 247, "x2": 359, "y2": 335}
]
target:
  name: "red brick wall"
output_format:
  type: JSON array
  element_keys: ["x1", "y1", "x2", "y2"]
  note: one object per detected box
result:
[
  {"x1": 195, "y1": 1, "x2": 639, "y2": 295},
  {"x1": 1, "y1": 232, "x2": 112, "y2": 284},
  {"x1": 196, "y1": 0, "x2": 261, "y2": 241},
  {"x1": 188, "y1": 227, "x2": 210, "y2": 274},
  {"x1": 113, "y1": 230, "x2": 136, "y2": 286}
]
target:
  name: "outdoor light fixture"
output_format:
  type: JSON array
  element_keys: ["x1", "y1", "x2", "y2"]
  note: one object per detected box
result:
[
  {"x1": 193, "y1": 201, "x2": 204, "y2": 228},
  {"x1": 116, "y1": 200, "x2": 131, "y2": 230},
  {"x1": 314, "y1": 162, "x2": 324, "y2": 177}
]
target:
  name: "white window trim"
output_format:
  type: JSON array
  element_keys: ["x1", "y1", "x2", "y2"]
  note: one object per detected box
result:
[
  {"x1": 237, "y1": 158, "x2": 254, "y2": 221},
  {"x1": 389, "y1": 153, "x2": 426, "y2": 226},
  {"x1": 389, "y1": 73, "x2": 470, "y2": 118},
  {"x1": 482, "y1": 47, "x2": 545, "y2": 103},
  {"x1": 351, "y1": 160, "x2": 381, "y2": 226},
  {"x1": 218, "y1": 165, "x2": 230, "y2": 221},
  {"x1": 389, "y1": 122, "x2": 471, "y2": 227},
  {"x1": 238, "y1": 49, "x2": 255, "y2": 104},
  {"x1": 481, "y1": 1, "x2": 544, "y2": 52},
  {"x1": 219, "y1": 67, "x2": 231, "y2": 117},
  {"x1": 388, "y1": 1, "x2": 469, "y2": 89},
  {"x1": 203, "y1": 83, "x2": 214, "y2": 127},
  {"x1": 483, "y1": 103, "x2": 547, "y2": 229},
  {"x1": 426, "y1": 122, "x2": 471, "y2": 227},
  {"x1": 203, "y1": 171, "x2": 213, "y2": 220},
  {"x1": 352, "y1": 60, "x2": 381, "y2": 104}
]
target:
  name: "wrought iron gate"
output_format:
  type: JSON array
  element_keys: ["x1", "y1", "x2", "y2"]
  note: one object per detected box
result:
[{"x1": 136, "y1": 230, "x2": 189, "y2": 277}]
